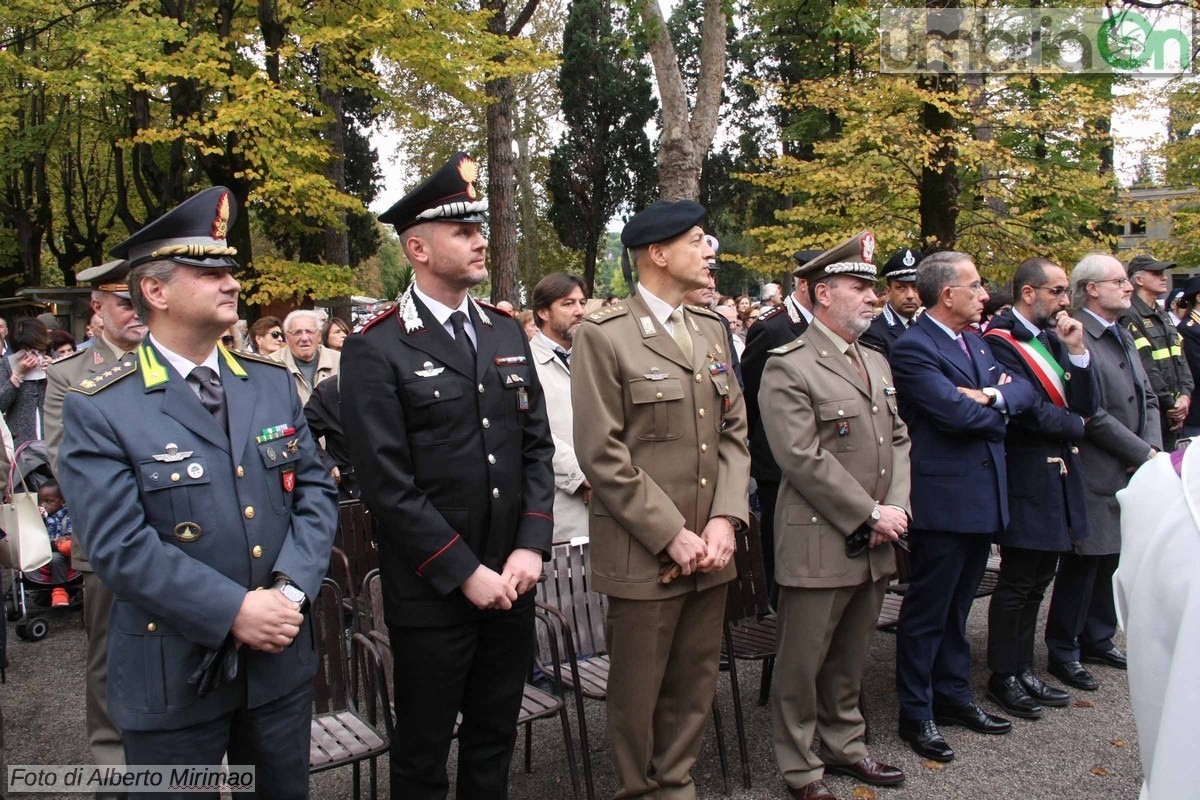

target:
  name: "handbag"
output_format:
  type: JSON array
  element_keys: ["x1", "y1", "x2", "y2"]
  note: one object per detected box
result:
[{"x1": 0, "y1": 442, "x2": 52, "y2": 571}]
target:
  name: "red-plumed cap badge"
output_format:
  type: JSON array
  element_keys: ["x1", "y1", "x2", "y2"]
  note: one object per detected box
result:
[
  {"x1": 860, "y1": 231, "x2": 876, "y2": 264},
  {"x1": 459, "y1": 157, "x2": 480, "y2": 200},
  {"x1": 212, "y1": 191, "x2": 231, "y2": 240}
]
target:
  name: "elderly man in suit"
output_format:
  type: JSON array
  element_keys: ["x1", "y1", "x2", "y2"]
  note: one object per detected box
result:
[
  {"x1": 981, "y1": 257, "x2": 1097, "y2": 718},
  {"x1": 1044, "y1": 254, "x2": 1161, "y2": 691},
  {"x1": 44, "y1": 258, "x2": 148, "y2": 794},
  {"x1": 57, "y1": 187, "x2": 338, "y2": 798},
  {"x1": 341, "y1": 153, "x2": 556, "y2": 799},
  {"x1": 861, "y1": 248, "x2": 923, "y2": 359},
  {"x1": 760, "y1": 232, "x2": 909, "y2": 800},
  {"x1": 529, "y1": 271, "x2": 590, "y2": 543},
  {"x1": 572, "y1": 199, "x2": 750, "y2": 799},
  {"x1": 741, "y1": 251, "x2": 819, "y2": 600},
  {"x1": 890, "y1": 251, "x2": 1037, "y2": 762}
]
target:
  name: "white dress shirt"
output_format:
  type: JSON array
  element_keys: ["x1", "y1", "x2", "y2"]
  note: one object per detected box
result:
[{"x1": 413, "y1": 283, "x2": 477, "y2": 350}]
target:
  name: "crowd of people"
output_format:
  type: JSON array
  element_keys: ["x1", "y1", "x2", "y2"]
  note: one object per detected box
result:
[{"x1": 0, "y1": 150, "x2": 1192, "y2": 800}]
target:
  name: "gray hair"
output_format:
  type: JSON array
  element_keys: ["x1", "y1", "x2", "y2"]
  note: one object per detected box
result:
[
  {"x1": 916, "y1": 251, "x2": 973, "y2": 307},
  {"x1": 283, "y1": 309, "x2": 323, "y2": 333},
  {"x1": 1070, "y1": 253, "x2": 1121, "y2": 309},
  {"x1": 128, "y1": 260, "x2": 180, "y2": 321}
]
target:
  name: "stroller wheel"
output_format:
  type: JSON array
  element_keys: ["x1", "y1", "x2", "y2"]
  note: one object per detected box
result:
[
  {"x1": 5, "y1": 603, "x2": 17, "y2": 622},
  {"x1": 16, "y1": 616, "x2": 49, "y2": 641}
]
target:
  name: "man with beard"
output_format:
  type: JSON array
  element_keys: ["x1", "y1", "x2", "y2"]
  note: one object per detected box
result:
[
  {"x1": 529, "y1": 271, "x2": 590, "y2": 543},
  {"x1": 341, "y1": 153, "x2": 555, "y2": 798},
  {"x1": 44, "y1": 258, "x2": 150, "y2": 795},
  {"x1": 861, "y1": 248, "x2": 923, "y2": 359},
  {"x1": 981, "y1": 257, "x2": 1096, "y2": 718},
  {"x1": 1044, "y1": 254, "x2": 1160, "y2": 692},
  {"x1": 760, "y1": 232, "x2": 909, "y2": 800}
]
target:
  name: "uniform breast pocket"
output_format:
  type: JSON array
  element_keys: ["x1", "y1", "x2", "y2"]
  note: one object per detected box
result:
[
  {"x1": 401, "y1": 377, "x2": 466, "y2": 444},
  {"x1": 817, "y1": 398, "x2": 860, "y2": 453},
  {"x1": 257, "y1": 440, "x2": 301, "y2": 515},
  {"x1": 497, "y1": 365, "x2": 531, "y2": 431},
  {"x1": 138, "y1": 458, "x2": 214, "y2": 540},
  {"x1": 629, "y1": 378, "x2": 685, "y2": 441}
]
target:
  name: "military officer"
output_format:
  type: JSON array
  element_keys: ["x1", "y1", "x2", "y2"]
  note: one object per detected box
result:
[
  {"x1": 340, "y1": 153, "x2": 556, "y2": 799},
  {"x1": 1176, "y1": 276, "x2": 1200, "y2": 438},
  {"x1": 43, "y1": 258, "x2": 146, "y2": 795},
  {"x1": 759, "y1": 232, "x2": 909, "y2": 800},
  {"x1": 861, "y1": 248, "x2": 923, "y2": 359},
  {"x1": 741, "y1": 250, "x2": 819, "y2": 600},
  {"x1": 57, "y1": 187, "x2": 338, "y2": 799},
  {"x1": 571, "y1": 199, "x2": 751, "y2": 799},
  {"x1": 1120, "y1": 253, "x2": 1193, "y2": 449}
]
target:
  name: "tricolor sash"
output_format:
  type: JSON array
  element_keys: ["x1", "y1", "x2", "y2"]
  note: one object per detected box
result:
[{"x1": 984, "y1": 328, "x2": 1066, "y2": 407}]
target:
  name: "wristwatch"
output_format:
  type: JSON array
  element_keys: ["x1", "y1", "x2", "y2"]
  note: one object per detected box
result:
[
  {"x1": 722, "y1": 515, "x2": 745, "y2": 532},
  {"x1": 982, "y1": 387, "x2": 999, "y2": 407},
  {"x1": 870, "y1": 503, "x2": 881, "y2": 522},
  {"x1": 273, "y1": 579, "x2": 307, "y2": 609}
]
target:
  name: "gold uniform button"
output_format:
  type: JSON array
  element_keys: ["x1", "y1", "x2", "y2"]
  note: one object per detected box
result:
[
  {"x1": 837, "y1": 409, "x2": 845, "y2": 417},
  {"x1": 244, "y1": 506, "x2": 255, "y2": 519},
  {"x1": 700, "y1": 478, "x2": 708, "y2": 487},
  {"x1": 252, "y1": 545, "x2": 263, "y2": 558},
  {"x1": 872, "y1": 406, "x2": 879, "y2": 413},
  {"x1": 171, "y1": 473, "x2": 181, "y2": 482},
  {"x1": 146, "y1": 622, "x2": 157, "y2": 632},
  {"x1": 236, "y1": 465, "x2": 245, "y2": 478},
  {"x1": 880, "y1": 468, "x2": 887, "y2": 476},
  {"x1": 811, "y1": 516, "x2": 819, "y2": 523},
  {"x1": 656, "y1": 391, "x2": 663, "y2": 399},
  {"x1": 695, "y1": 374, "x2": 703, "y2": 383},
  {"x1": 698, "y1": 408, "x2": 705, "y2": 418},
  {"x1": 701, "y1": 443, "x2": 708, "y2": 452}
]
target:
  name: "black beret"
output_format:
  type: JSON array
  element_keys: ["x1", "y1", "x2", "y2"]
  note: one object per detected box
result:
[
  {"x1": 621, "y1": 200, "x2": 707, "y2": 248},
  {"x1": 1126, "y1": 253, "x2": 1176, "y2": 276},
  {"x1": 110, "y1": 186, "x2": 239, "y2": 269},
  {"x1": 882, "y1": 248, "x2": 923, "y2": 282},
  {"x1": 379, "y1": 152, "x2": 487, "y2": 233},
  {"x1": 794, "y1": 231, "x2": 877, "y2": 281}
]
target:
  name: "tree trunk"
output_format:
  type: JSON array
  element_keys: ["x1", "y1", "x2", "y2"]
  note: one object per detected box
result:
[
  {"x1": 919, "y1": 74, "x2": 959, "y2": 250},
  {"x1": 514, "y1": 125, "x2": 539, "y2": 286},
  {"x1": 641, "y1": 0, "x2": 726, "y2": 201},
  {"x1": 319, "y1": 48, "x2": 349, "y2": 268}
]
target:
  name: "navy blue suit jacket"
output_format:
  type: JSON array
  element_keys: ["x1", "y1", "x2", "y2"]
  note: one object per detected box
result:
[{"x1": 890, "y1": 314, "x2": 1037, "y2": 534}]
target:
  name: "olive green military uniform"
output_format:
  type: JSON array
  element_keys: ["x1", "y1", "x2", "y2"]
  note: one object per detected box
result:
[{"x1": 571, "y1": 290, "x2": 750, "y2": 799}]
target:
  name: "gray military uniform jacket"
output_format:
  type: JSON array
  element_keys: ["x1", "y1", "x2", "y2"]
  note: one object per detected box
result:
[
  {"x1": 57, "y1": 340, "x2": 338, "y2": 731},
  {"x1": 759, "y1": 322, "x2": 909, "y2": 588}
]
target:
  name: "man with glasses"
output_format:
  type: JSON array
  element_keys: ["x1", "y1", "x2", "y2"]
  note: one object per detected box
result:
[
  {"x1": 890, "y1": 252, "x2": 1036, "y2": 762},
  {"x1": 1120, "y1": 254, "x2": 1193, "y2": 451},
  {"x1": 272, "y1": 309, "x2": 339, "y2": 404},
  {"x1": 1044, "y1": 254, "x2": 1160, "y2": 692},
  {"x1": 980, "y1": 258, "x2": 1097, "y2": 719}
]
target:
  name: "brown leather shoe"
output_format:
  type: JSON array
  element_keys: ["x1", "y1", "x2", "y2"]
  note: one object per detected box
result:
[
  {"x1": 824, "y1": 756, "x2": 906, "y2": 786},
  {"x1": 787, "y1": 779, "x2": 837, "y2": 800}
]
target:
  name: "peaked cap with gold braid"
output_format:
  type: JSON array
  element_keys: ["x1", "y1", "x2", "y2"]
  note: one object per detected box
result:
[{"x1": 110, "y1": 186, "x2": 240, "y2": 269}]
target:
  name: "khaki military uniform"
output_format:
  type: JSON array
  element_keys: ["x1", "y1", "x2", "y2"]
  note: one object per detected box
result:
[
  {"x1": 572, "y1": 290, "x2": 750, "y2": 799},
  {"x1": 44, "y1": 334, "x2": 135, "y2": 786},
  {"x1": 759, "y1": 321, "x2": 911, "y2": 790}
]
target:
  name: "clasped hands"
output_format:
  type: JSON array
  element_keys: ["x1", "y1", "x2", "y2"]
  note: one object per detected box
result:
[
  {"x1": 663, "y1": 517, "x2": 736, "y2": 579},
  {"x1": 231, "y1": 589, "x2": 303, "y2": 654},
  {"x1": 461, "y1": 548, "x2": 543, "y2": 611}
]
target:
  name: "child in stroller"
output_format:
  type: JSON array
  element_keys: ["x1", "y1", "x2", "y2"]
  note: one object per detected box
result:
[{"x1": 34, "y1": 480, "x2": 78, "y2": 607}]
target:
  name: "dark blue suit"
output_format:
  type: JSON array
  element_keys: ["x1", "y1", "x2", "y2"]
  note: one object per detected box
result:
[
  {"x1": 982, "y1": 310, "x2": 1097, "y2": 675},
  {"x1": 59, "y1": 340, "x2": 338, "y2": 798},
  {"x1": 890, "y1": 314, "x2": 1037, "y2": 719}
]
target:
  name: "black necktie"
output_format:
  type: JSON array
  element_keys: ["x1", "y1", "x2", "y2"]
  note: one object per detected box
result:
[
  {"x1": 1036, "y1": 330, "x2": 1050, "y2": 348},
  {"x1": 187, "y1": 366, "x2": 228, "y2": 434},
  {"x1": 450, "y1": 311, "x2": 476, "y2": 365},
  {"x1": 555, "y1": 349, "x2": 570, "y2": 370}
]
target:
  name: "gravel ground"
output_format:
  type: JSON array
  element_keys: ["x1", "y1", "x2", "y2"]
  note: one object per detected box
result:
[{"x1": 0, "y1": 585, "x2": 1142, "y2": 800}]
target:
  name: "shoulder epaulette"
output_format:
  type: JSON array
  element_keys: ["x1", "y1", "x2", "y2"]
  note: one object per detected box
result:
[
  {"x1": 359, "y1": 305, "x2": 398, "y2": 333},
  {"x1": 768, "y1": 339, "x2": 805, "y2": 356},
  {"x1": 686, "y1": 304, "x2": 720, "y2": 319},
  {"x1": 477, "y1": 300, "x2": 513, "y2": 318},
  {"x1": 758, "y1": 305, "x2": 785, "y2": 323},
  {"x1": 50, "y1": 348, "x2": 87, "y2": 366},
  {"x1": 69, "y1": 359, "x2": 137, "y2": 395},
  {"x1": 230, "y1": 349, "x2": 287, "y2": 368},
  {"x1": 586, "y1": 303, "x2": 628, "y2": 323}
]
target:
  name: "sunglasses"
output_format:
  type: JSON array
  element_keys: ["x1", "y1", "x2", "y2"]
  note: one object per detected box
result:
[
  {"x1": 220, "y1": 335, "x2": 235, "y2": 346},
  {"x1": 269, "y1": 330, "x2": 284, "y2": 340}
]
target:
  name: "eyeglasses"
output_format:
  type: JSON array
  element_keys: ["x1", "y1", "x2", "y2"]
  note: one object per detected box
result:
[
  {"x1": 948, "y1": 281, "x2": 985, "y2": 294},
  {"x1": 269, "y1": 330, "x2": 284, "y2": 340},
  {"x1": 1092, "y1": 277, "x2": 1132, "y2": 288},
  {"x1": 220, "y1": 335, "x2": 235, "y2": 346},
  {"x1": 1033, "y1": 285, "x2": 1070, "y2": 297}
]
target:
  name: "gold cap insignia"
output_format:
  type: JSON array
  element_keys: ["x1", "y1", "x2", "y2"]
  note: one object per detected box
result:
[
  {"x1": 459, "y1": 157, "x2": 480, "y2": 200},
  {"x1": 212, "y1": 191, "x2": 231, "y2": 240}
]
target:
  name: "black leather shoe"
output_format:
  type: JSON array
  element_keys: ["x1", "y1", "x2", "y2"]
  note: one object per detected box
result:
[
  {"x1": 933, "y1": 701, "x2": 1012, "y2": 734},
  {"x1": 898, "y1": 719, "x2": 955, "y2": 762},
  {"x1": 1048, "y1": 659, "x2": 1099, "y2": 691},
  {"x1": 1081, "y1": 646, "x2": 1127, "y2": 670},
  {"x1": 986, "y1": 674, "x2": 1043, "y2": 719},
  {"x1": 1017, "y1": 668, "x2": 1071, "y2": 707}
]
